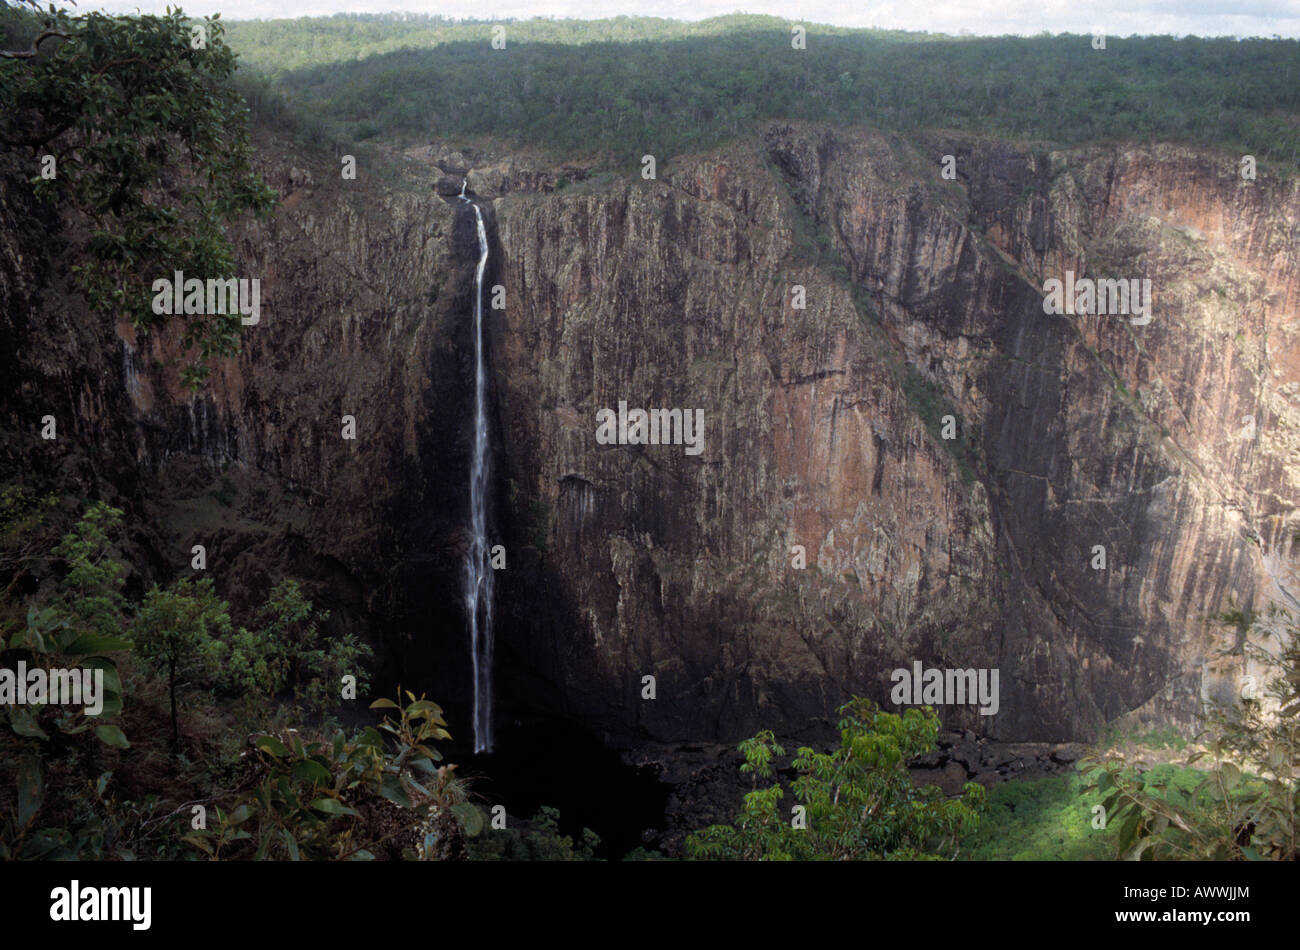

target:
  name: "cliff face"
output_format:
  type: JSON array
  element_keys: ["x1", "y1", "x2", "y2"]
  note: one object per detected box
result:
[
  {"x1": 4, "y1": 123, "x2": 1297, "y2": 753},
  {"x1": 492, "y1": 126, "x2": 1300, "y2": 744},
  {"x1": 1, "y1": 142, "x2": 485, "y2": 712}
]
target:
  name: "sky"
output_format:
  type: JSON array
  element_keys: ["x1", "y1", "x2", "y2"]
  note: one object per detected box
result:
[{"x1": 71, "y1": 1, "x2": 1300, "y2": 39}]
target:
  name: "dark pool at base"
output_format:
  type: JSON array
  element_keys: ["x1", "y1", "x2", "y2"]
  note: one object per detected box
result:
[{"x1": 456, "y1": 718, "x2": 670, "y2": 860}]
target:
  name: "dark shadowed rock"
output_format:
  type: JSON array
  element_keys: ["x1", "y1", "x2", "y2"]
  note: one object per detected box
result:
[{"x1": 434, "y1": 173, "x2": 464, "y2": 196}]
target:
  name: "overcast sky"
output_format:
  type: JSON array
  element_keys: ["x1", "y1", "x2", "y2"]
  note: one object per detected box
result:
[{"x1": 73, "y1": 1, "x2": 1300, "y2": 38}]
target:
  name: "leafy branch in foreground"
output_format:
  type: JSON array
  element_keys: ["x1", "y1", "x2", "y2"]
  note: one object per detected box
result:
[
  {"x1": 0, "y1": 502, "x2": 132, "y2": 859},
  {"x1": 183, "y1": 691, "x2": 480, "y2": 861}
]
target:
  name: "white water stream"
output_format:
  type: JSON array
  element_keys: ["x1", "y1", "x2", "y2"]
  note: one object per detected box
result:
[{"x1": 459, "y1": 179, "x2": 494, "y2": 753}]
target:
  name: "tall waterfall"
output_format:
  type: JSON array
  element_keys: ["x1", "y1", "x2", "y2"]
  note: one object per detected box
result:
[{"x1": 460, "y1": 180, "x2": 495, "y2": 754}]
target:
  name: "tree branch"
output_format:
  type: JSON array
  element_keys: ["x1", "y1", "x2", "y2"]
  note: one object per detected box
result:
[{"x1": 0, "y1": 29, "x2": 72, "y2": 60}]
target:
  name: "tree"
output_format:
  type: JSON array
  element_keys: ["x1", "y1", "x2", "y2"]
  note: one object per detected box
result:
[
  {"x1": 468, "y1": 805, "x2": 601, "y2": 861},
  {"x1": 132, "y1": 576, "x2": 229, "y2": 751},
  {"x1": 686, "y1": 698, "x2": 986, "y2": 860},
  {"x1": 1, "y1": 2, "x2": 276, "y2": 386},
  {"x1": 221, "y1": 578, "x2": 372, "y2": 722},
  {"x1": 49, "y1": 500, "x2": 126, "y2": 642}
]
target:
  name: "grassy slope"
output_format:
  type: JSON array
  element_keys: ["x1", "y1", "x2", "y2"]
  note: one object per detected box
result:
[
  {"x1": 964, "y1": 729, "x2": 1242, "y2": 860},
  {"x1": 963, "y1": 764, "x2": 1211, "y2": 860}
]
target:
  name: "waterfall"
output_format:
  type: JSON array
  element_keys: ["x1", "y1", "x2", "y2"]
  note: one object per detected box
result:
[
  {"x1": 460, "y1": 180, "x2": 495, "y2": 754},
  {"x1": 120, "y1": 339, "x2": 141, "y2": 402}
]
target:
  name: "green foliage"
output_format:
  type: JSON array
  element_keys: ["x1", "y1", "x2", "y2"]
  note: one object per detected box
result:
[
  {"x1": 229, "y1": 66, "x2": 340, "y2": 150},
  {"x1": 1093, "y1": 722, "x2": 1194, "y2": 753},
  {"x1": 686, "y1": 698, "x2": 986, "y2": 860},
  {"x1": 184, "y1": 691, "x2": 471, "y2": 860},
  {"x1": 0, "y1": 486, "x2": 60, "y2": 608},
  {"x1": 0, "y1": 505, "x2": 132, "y2": 859},
  {"x1": 961, "y1": 772, "x2": 1113, "y2": 860},
  {"x1": 1, "y1": 4, "x2": 276, "y2": 387},
  {"x1": 2, "y1": 764, "x2": 166, "y2": 861},
  {"x1": 621, "y1": 845, "x2": 671, "y2": 861},
  {"x1": 958, "y1": 766, "x2": 1190, "y2": 860},
  {"x1": 220, "y1": 579, "x2": 372, "y2": 721},
  {"x1": 0, "y1": 499, "x2": 397, "y2": 860},
  {"x1": 6, "y1": 503, "x2": 131, "y2": 720},
  {"x1": 898, "y1": 363, "x2": 980, "y2": 485},
  {"x1": 131, "y1": 574, "x2": 370, "y2": 739},
  {"x1": 225, "y1": 15, "x2": 1300, "y2": 171},
  {"x1": 962, "y1": 763, "x2": 1214, "y2": 860},
  {"x1": 132, "y1": 575, "x2": 229, "y2": 749},
  {"x1": 845, "y1": 280, "x2": 983, "y2": 483},
  {"x1": 468, "y1": 805, "x2": 601, "y2": 861},
  {"x1": 1080, "y1": 605, "x2": 1300, "y2": 860},
  {"x1": 1131, "y1": 728, "x2": 1190, "y2": 752},
  {"x1": 225, "y1": 13, "x2": 894, "y2": 77},
  {"x1": 368, "y1": 689, "x2": 451, "y2": 770},
  {"x1": 48, "y1": 501, "x2": 127, "y2": 641}
]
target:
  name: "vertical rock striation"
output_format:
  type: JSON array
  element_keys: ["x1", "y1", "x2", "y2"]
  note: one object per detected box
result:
[{"x1": 2, "y1": 123, "x2": 1296, "y2": 755}]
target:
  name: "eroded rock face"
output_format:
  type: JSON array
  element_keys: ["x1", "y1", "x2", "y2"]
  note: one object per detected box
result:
[
  {"x1": 490, "y1": 124, "x2": 1299, "y2": 746},
  {"x1": 1, "y1": 139, "x2": 493, "y2": 726},
  {"x1": 3, "y1": 122, "x2": 1297, "y2": 758}
]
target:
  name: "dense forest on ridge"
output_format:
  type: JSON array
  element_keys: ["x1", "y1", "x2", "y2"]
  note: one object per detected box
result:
[{"x1": 225, "y1": 14, "x2": 1300, "y2": 169}]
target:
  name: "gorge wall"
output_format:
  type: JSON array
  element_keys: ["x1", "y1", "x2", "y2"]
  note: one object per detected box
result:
[
  {"x1": 3, "y1": 122, "x2": 1297, "y2": 766},
  {"x1": 491, "y1": 124, "x2": 1300, "y2": 747}
]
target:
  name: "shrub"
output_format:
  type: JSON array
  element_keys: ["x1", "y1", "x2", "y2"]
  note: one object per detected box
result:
[
  {"x1": 687, "y1": 698, "x2": 986, "y2": 860},
  {"x1": 184, "y1": 692, "x2": 480, "y2": 860}
]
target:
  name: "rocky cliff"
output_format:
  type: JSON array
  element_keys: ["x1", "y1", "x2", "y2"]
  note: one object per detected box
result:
[
  {"x1": 3, "y1": 122, "x2": 1297, "y2": 766},
  {"x1": 491, "y1": 125, "x2": 1300, "y2": 747}
]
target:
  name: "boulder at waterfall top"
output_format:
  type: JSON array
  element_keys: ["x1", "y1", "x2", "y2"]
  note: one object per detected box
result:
[{"x1": 433, "y1": 171, "x2": 464, "y2": 196}]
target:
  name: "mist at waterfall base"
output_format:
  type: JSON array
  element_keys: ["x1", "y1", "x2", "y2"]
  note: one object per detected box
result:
[{"x1": 382, "y1": 186, "x2": 670, "y2": 858}]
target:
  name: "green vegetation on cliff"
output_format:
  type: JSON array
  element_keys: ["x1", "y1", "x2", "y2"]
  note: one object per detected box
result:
[
  {"x1": 958, "y1": 766, "x2": 1202, "y2": 860},
  {"x1": 0, "y1": 494, "x2": 623, "y2": 861},
  {"x1": 1079, "y1": 606, "x2": 1300, "y2": 861},
  {"x1": 0, "y1": 498, "x2": 475, "y2": 860},
  {"x1": 969, "y1": 607, "x2": 1300, "y2": 861}
]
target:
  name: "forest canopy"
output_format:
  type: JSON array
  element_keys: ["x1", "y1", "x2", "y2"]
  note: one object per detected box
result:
[{"x1": 224, "y1": 14, "x2": 1300, "y2": 170}]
